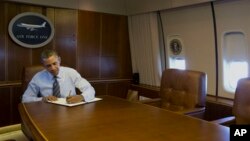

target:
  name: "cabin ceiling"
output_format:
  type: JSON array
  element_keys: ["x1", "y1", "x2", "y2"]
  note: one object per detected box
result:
[{"x1": 4, "y1": 0, "x2": 219, "y2": 15}]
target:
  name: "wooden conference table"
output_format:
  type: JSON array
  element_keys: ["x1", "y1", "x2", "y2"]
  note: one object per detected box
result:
[{"x1": 19, "y1": 95, "x2": 229, "y2": 141}]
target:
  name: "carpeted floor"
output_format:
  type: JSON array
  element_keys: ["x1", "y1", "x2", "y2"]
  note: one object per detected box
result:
[{"x1": 0, "y1": 124, "x2": 28, "y2": 141}]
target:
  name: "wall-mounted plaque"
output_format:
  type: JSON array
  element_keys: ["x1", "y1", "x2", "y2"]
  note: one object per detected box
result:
[
  {"x1": 8, "y1": 12, "x2": 54, "y2": 48},
  {"x1": 170, "y1": 39, "x2": 182, "y2": 55}
]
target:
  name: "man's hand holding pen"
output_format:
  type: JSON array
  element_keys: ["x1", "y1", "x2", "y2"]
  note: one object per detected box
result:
[{"x1": 66, "y1": 91, "x2": 84, "y2": 104}]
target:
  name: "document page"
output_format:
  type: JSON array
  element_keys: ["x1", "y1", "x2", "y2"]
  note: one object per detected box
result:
[{"x1": 48, "y1": 97, "x2": 102, "y2": 107}]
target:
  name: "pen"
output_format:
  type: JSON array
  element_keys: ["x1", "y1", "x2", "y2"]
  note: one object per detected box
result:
[
  {"x1": 68, "y1": 90, "x2": 72, "y2": 97},
  {"x1": 66, "y1": 90, "x2": 72, "y2": 103}
]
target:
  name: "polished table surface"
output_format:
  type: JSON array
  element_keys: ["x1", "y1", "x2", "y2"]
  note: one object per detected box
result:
[{"x1": 19, "y1": 95, "x2": 229, "y2": 141}]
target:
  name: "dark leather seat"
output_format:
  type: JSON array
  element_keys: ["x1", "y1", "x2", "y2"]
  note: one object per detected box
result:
[
  {"x1": 142, "y1": 69, "x2": 207, "y2": 117},
  {"x1": 21, "y1": 65, "x2": 44, "y2": 93},
  {"x1": 20, "y1": 65, "x2": 44, "y2": 141},
  {"x1": 233, "y1": 77, "x2": 250, "y2": 124},
  {"x1": 213, "y1": 77, "x2": 250, "y2": 125}
]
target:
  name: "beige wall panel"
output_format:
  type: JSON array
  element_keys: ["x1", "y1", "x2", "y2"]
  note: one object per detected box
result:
[
  {"x1": 214, "y1": 0, "x2": 250, "y2": 99},
  {"x1": 171, "y1": 0, "x2": 215, "y2": 8},
  {"x1": 126, "y1": 0, "x2": 215, "y2": 15},
  {"x1": 161, "y1": 3, "x2": 216, "y2": 95},
  {"x1": 126, "y1": 0, "x2": 171, "y2": 15}
]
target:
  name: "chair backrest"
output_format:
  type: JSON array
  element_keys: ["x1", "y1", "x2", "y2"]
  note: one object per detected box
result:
[
  {"x1": 21, "y1": 65, "x2": 44, "y2": 93},
  {"x1": 232, "y1": 77, "x2": 250, "y2": 124},
  {"x1": 159, "y1": 69, "x2": 206, "y2": 111}
]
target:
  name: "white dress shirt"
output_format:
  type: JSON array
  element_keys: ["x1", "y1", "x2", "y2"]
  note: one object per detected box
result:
[{"x1": 22, "y1": 66, "x2": 95, "y2": 103}]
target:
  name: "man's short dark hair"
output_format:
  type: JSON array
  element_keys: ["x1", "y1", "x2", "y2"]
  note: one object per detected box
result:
[{"x1": 40, "y1": 49, "x2": 59, "y2": 62}]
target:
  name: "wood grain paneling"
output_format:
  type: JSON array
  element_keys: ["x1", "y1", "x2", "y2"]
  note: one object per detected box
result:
[
  {"x1": 54, "y1": 9, "x2": 77, "y2": 69},
  {"x1": 0, "y1": 88, "x2": 11, "y2": 126},
  {"x1": 11, "y1": 86, "x2": 22, "y2": 124},
  {"x1": 101, "y1": 13, "x2": 132, "y2": 79},
  {"x1": 91, "y1": 82, "x2": 107, "y2": 96},
  {"x1": 107, "y1": 81, "x2": 131, "y2": 98},
  {"x1": 5, "y1": 3, "x2": 45, "y2": 80},
  {"x1": 101, "y1": 14, "x2": 120, "y2": 57},
  {"x1": 0, "y1": 36, "x2": 5, "y2": 81},
  {"x1": 54, "y1": 9, "x2": 77, "y2": 36},
  {"x1": 5, "y1": 3, "x2": 29, "y2": 81},
  {"x1": 0, "y1": 3, "x2": 6, "y2": 81},
  {"x1": 100, "y1": 56, "x2": 119, "y2": 78},
  {"x1": 77, "y1": 11, "x2": 132, "y2": 80},
  {"x1": 78, "y1": 57, "x2": 100, "y2": 79},
  {"x1": 90, "y1": 79, "x2": 131, "y2": 98},
  {"x1": 55, "y1": 36, "x2": 77, "y2": 67},
  {"x1": 78, "y1": 11, "x2": 100, "y2": 57},
  {"x1": 77, "y1": 11, "x2": 101, "y2": 78},
  {"x1": 117, "y1": 16, "x2": 132, "y2": 78}
]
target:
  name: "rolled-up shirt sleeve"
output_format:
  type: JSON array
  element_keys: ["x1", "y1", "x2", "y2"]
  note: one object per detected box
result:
[
  {"x1": 22, "y1": 79, "x2": 43, "y2": 103},
  {"x1": 73, "y1": 71, "x2": 95, "y2": 102},
  {"x1": 80, "y1": 81, "x2": 95, "y2": 102}
]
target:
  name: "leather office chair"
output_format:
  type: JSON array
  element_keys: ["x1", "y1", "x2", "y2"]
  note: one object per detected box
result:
[
  {"x1": 142, "y1": 69, "x2": 207, "y2": 117},
  {"x1": 21, "y1": 65, "x2": 44, "y2": 93},
  {"x1": 213, "y1": 77, "x2": 250, "y2": 125},
  {"x1": 20, "y1": 65, "x2": 44, "y2": 141}
]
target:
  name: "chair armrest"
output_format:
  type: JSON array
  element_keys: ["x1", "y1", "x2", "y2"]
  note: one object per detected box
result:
[
  {"x1": 182, "y1": 107, "x2": 205, "y2": 115},
  {"x1": 175, "y1": 107, "x2": 206, "y2": 119},
  {"x1": 211, "y1": 116, "x2": 235, "y2": 126},
  {"x1": 140, "y1": 98, "x2": 162, "y2": 107},
  {"x1": 141, "y1": 99, "x2": 205, "y2": 118}
]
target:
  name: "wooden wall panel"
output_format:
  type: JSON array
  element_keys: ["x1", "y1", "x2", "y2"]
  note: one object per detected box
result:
[
  {"x1": 117, "y1": 17, "x2": 132, "y2": 78},
  {"x1": 54, "y1": 9, "x2": 77, "y2": 68},
  {"x1": 77, "y1": 11, "x2": 101, "y2": 79},
  {"x1": 2, "y1": 3, "x2": 80, "y2": 80},
  {"x1": 0, "y1": 3, "x2": 6, "y2": 81},
  {"x1": 5, "y1": 3, "x2": 29, "y2": 81},
  {"x1": 0, "y1": 88, "x2": 11, "y2": 126},
  {"x1": 3, "y1": 2, "x2": 132, "y2": 81},
  {"x1": 100, "y1": 57, "x2": 119, "y2": 78},
  {"x1": 0, "y1": 84, "x2": 22, "y2": 127},
  {"x1": 101, "y1": 14, "x2": 132, "y2": 78},
  {"x1": 54, "y1": 9, "x2": 77, "y2": 36},
  {"x1": 91, "y1": 82, "x2": 107, "y2": 96},
  {"x1": 11, "y1": 86, "x2": 22, "y2": 124},
  {"x1": 77, "y1": 11, "x2": 132, "y2": 80},
  {"x1": 101, "y1": 14, "x2": 132, "y2": 79},
  {"x1": 5, "y1": 3, "x2": 46, "y2": 81},
  {"x1": 101, "y1": 14, "x2": 120, "y2": 57},
  {"x1": 7, "y1": 42, "x2": 30, "y2": 80},
  {"x1": 78, "y1": 11, "x2": 101, "y2": 56},
  {"x1": 0, "y1": 36, "x2": 5, "y2": 81},
  {"x1": 107, "y1": 81, "x2": 131, "y2": 98},
  {"x1": 91, "y1": 80, "x2": 131, "y2": 98},
  {"x1": 78, "y1": 57, "x2": 100, "y2": 79}
]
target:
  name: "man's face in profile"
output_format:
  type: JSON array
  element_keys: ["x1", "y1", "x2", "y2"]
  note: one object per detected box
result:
[{"x1": 42, "y1": 55, "x2": 61, "y2": 76}]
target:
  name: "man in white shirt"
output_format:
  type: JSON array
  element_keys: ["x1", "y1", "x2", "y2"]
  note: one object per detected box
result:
[{"x1": 22, "y1": 49, "x2": 95, "y2": 103}]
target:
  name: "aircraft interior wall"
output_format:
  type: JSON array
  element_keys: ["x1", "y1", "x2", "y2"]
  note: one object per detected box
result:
[{"x1": 159, "y1": 0, "x2": 250, "y2": 99}]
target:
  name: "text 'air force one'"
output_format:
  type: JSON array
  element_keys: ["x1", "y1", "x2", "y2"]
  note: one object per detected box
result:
[{"x1": 17, "y1": 22, "x2": 46, "y2": 31}]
